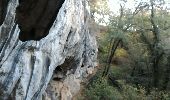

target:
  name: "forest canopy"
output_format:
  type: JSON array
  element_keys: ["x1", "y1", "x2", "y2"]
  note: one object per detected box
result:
[{"x1": 78, "y1": 0, "x2": 170, "y2": 99}]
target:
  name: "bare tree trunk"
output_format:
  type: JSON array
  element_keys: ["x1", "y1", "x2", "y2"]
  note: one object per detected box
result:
[
  {"x1": 162, "y1": 56, "x2": 170, "y2": 90},
  {"x1": 149, "y1": 0, "x2": 163, "y2": 88},
  {"x1": 0, "y1": 0, "x2": 98, "y2": 100},
  {"x1": 103, "y1": 38, "x2": 121, "y2": 77}
]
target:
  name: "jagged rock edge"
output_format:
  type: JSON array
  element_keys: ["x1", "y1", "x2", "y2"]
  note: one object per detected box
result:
[{"x1": 0, "y1": 0, "x2": 97, "y2": 99}]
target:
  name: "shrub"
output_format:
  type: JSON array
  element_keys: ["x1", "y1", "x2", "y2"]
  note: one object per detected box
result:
[
  {"x1": 85, "y1": 77, "x2": 123, "y2": 100},
  {"x1": 84, "y1": 76, "x2": 170, "y2": 100}
]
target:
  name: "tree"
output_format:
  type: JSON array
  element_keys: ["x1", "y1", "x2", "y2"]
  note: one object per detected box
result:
[
  {"x1": 88, "y1": 0, "x2": 111, "y2": 24},
  {"x1": 125, "y1": 0, "x2": 170, "y2": 90},
  {"x1": 99, "y1": 0, "x2": 170, "y2": 91},
  {"x1": 133, "y1": 0, "x2": 169, "y2": 89},
  {"x1": 102, "y1": 0, "x2": 148, "y2": 77}
]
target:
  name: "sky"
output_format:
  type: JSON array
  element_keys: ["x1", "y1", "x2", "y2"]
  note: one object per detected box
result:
[
  {"x1": 95, "y1": 0, "x2": 170, "y2": 25},
  {"x1": 108, "y1": 0, "x2": 170, "y2": 15},
  {"x1": 108, "y1": 0, "x2": 135, "y2": 14}
]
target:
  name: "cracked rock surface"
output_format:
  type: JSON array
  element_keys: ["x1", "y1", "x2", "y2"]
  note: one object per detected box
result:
[{"x1": 0, "y1": 0, "x2": 97, "y2": 100}]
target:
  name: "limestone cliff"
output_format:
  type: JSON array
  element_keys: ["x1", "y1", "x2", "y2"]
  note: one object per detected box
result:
[{"x1": 0, "y1": 0, "x2": 97, "y2": 99}]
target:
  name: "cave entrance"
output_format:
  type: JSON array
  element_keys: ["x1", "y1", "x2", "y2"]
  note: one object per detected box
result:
[
  {"x1": 0, "y1": 0, "x2": 10, "y2": 25},
  {"x1": 16, "y1": 0, "x2": 65, "y2": 42},
  {"x1": 52, "y1": 57, "x2": 76, "y2": 81}
]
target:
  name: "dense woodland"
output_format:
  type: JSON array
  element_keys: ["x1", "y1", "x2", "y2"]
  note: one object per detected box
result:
[{"x1": 77, "y1": 0, "x2": 170, "y2": 99}]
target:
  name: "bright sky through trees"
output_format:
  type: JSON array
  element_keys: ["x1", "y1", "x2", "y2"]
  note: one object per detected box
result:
[
  {"x1": 93, "y1": 0, "x2": 170, "y2": 25},
  {"x1": 109, "y1": 0, "x2": 170, "y2": 15}
]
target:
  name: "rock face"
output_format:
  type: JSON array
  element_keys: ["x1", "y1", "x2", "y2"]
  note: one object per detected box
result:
[{"x1": 0, "y1": 0, "x2": 98, "y2": 100}]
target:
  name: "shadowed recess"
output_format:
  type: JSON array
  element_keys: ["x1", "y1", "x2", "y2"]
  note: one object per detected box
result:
[
  {"x1": 16, "y1": 0, "x2": 65, "y2": 42},
  {"x1": 52, "y1": 57, "x2": 77, "y2": 81},
  {"x1": 0, "y1": 0, "x2": 10, "y2": 25}
]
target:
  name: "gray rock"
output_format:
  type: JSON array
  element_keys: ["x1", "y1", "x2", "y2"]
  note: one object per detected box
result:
[{"x1": 0, "y1": 0, "x2": 98, "y2": 100}]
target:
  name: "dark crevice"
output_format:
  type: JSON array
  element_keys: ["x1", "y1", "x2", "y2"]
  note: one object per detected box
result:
[
  {"x1": 24, "y1": 55, "x2": 36, "y2": 100},
  {"x1": 0, "y1": 24, "x2": 17, "y2": 64},
  {"x1": 81, "y1": 64, "x2": 84, "y2": 67},
  {"x1": 52, "y1": 57, "x2": 78, "y2": 81},
  {"x1": 32, "y1": 56, "x2": 50, "y2": 99},
  {"x1": 53, "y1": 77, "x2": 63, "y2": 81},
  {"x1": 53, "y1": 66, "x2": 64, "y2": 81},
  {"x1": 16, "y1": 0, "x2": 65, "y2": 42},
  {"x1": 0, "y1": 0, "x2": 10, "y2": 25},
  {"x1": 0, "y1": 43, "x2": 25, "y2": 99}
]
